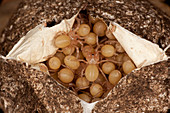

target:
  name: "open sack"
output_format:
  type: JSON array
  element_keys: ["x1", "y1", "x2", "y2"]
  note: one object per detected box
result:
[
  {"x1": 4, "y1": 11, "x2": 168, "y2": 112},
  {"x1": 0, "y1": 0, "x2": 169, "y2": 112}
]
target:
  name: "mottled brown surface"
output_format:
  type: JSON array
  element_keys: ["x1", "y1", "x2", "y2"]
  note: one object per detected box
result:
[
  {"x1": 0, "y1": 0, "x2": 22, "y2": 35},
  {"x1": 149, "y1": 0, "x2": 170, "y2": 16},
  {"x1": 0, "y1": 57, "x2": 83, "y2": 113},
  {"x1": 87, "y1": 0, "x2": 170, "y2": 49},
  {"x1": 0, "y1": 0, "x2": 170, "y2": 56},
  {"x1": 93, "y1": 60, "x2": 169, "y2": 113}
]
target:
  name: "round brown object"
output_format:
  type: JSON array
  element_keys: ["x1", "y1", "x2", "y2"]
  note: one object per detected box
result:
[
  {"x1": 90, "y1": 83, "x2": 104, "y2": 98},
  {"x1": 58, "y1": 68, "x2": 74, "y2": 83},
  {"x1": 54, "y1": 35, "x2": 71, "y2": 48},
  {"x1": 108, "y1": 70, "x2": 122, "y2": 85},
  {"x1": 76, "y1": 77, "x2": 89, "y2": 89},
  {"x1": 101, "y1": 45, "x2": 116, "y2": 57},
  {"x1": 93, "y1": 21, "x2": 107, "y2": 37},
  {"x1": 77, "y1": 24, "x2": 90, "y2": 36},
  {"x1": 102, "y1": 62, "x2": 116, "y2": 74},
  {"x1": 47, "y1": 56, "x2": 61, "y2": 70}
]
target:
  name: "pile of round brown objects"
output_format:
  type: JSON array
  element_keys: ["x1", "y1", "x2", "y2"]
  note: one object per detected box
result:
[{"x1": 42, "y1": 14, "x2": 136, "y2": 103}]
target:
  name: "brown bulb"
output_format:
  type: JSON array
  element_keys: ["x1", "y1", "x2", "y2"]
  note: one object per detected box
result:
[
  {"x1": 77, "y1": 24, "x2": 90, "y2": 36},
  {"x1": 76, "y1": 77, "x2": 89, "y2": 89},
  {"x1": 54, "y1": 35, "x2": 71, "y2": 48},
  {"x1": 93, "y1": 21, "x2": 107, "y2": 37},
  {"x1": 101, "y1": 45, "x2": 116, "y2": 57},
  {"x1": 123, "y1": 60, "x2": 136, "y2": 74},
  {"x1": 47, "y1": 56, "x2": 61, "y2": 70},
  {"x1": 85, "y1": 32, "x2": 97, "y2": 45},
  {"x1": 102, "y1": 62, "x2": 115, "y2": 74},
  {"x1": 108, "y1": 70, "x2": 122, "y2": 85},
  {"x1": 55, "y1": 52, "x2": 65, "y2": 64},
  {"x1": 85, "y1": 64, "x2": 99, "y2": 82},
  {"x1": 78, "y1": 93, "x2": 91, "y2": 103},
  {"x1": 90, "y1": 83, "x2": 103, "y2": 98},
  {"x1": 58, "y1": 68, "x2": 74, "y2": 83},
  {"x1": 64, "y1": 55, "x2": 80, "y2": 70},
  {"x1": 62, "y1": 46, "x2": 75, "y2": 55}
]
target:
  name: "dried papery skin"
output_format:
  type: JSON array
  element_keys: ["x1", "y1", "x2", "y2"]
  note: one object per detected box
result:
[
  {"x1": 93, "y1": 21, "x2": 107, "y2": 37},
  {"x1": 115, "y1": 42, "x2": 125, "y2": 53},
  {"x1": 108, "y1": 70, "x2": 122, "y2": 85},
  {"x1": 110, "y1": 23, "x2": 168, "y2": 68},
  {"x1": 85, "y1": 64, "x2": 99, "y2": 82},
  {"x1": 58, "y1": 68, "x2": 74, "y2": 83},
  {"x1": 54, "y1": 35, "x2": 71, "y2": 48},
  {"x1": 106, "y1": 30, "x2": 116, "y2": 40},
  {"x1": 77, "y1": 24, "x2": 90, "y2": 36},
  {"x1": 101, "y1": 45, "x2": 116, "y2": 57},
  {"x1": 85, "y1": 32, "x2": 97, "y2": 45},
  {"x1": 47, "y1": 56, "x2": 61, "y2": 70},
  {"x1": 76, "y1": 77, "x2": 89, "y2": 90},
  {"x1": 102, "y1": 62, "x2": 115, "y2": 74},
  {"x1": 6, "y1": 14, "x2": 78, "y2": 64},
  {"x1": 64, "y1": 55, "x2": 80, "y2": 70},
  {"x1": 55, "y1": 52, "x2": 65, "y2": 64},
  {"x1": 62, "y1": 46, "x2": 75, "y2": 55},
  {"x1": 78, "y1": 94, "x2": 91, "y2": 103},
  {"x1": 123, "y1": 60, "x2": 136, "y2": 74},
  {"x1": 90, "y1": 83, "x2": 104, "y2": 98}
]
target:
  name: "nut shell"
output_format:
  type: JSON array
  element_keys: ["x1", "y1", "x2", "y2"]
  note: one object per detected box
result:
[{"x1": 0, "y1": 57, "x2": 83, "y2": 112}]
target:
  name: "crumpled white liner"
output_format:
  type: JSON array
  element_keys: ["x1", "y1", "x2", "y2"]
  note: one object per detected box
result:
[
  {"x1": 6, "y1": 14, "x2": 77, "y2": 64},
  {"x1": 80, "y1": 100, "x2": 98, "y2": 113},
  {"x1": 4, "y1": 13, "x2": 168, "y2": 113},
  {"x1": 109, "y1": 22, "x2": 168, "y2": 68}
]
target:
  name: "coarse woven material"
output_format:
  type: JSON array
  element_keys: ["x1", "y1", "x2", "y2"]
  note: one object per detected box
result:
[
  {"x1": 0, "y1": 57, "x2": 83, "y2": 112},
  {"x1": 93, "y1": 60, "x2": 169, "y2": 112},
  {"x1": 0, "y1": 0, "x2": 169, "y2": 112}
]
